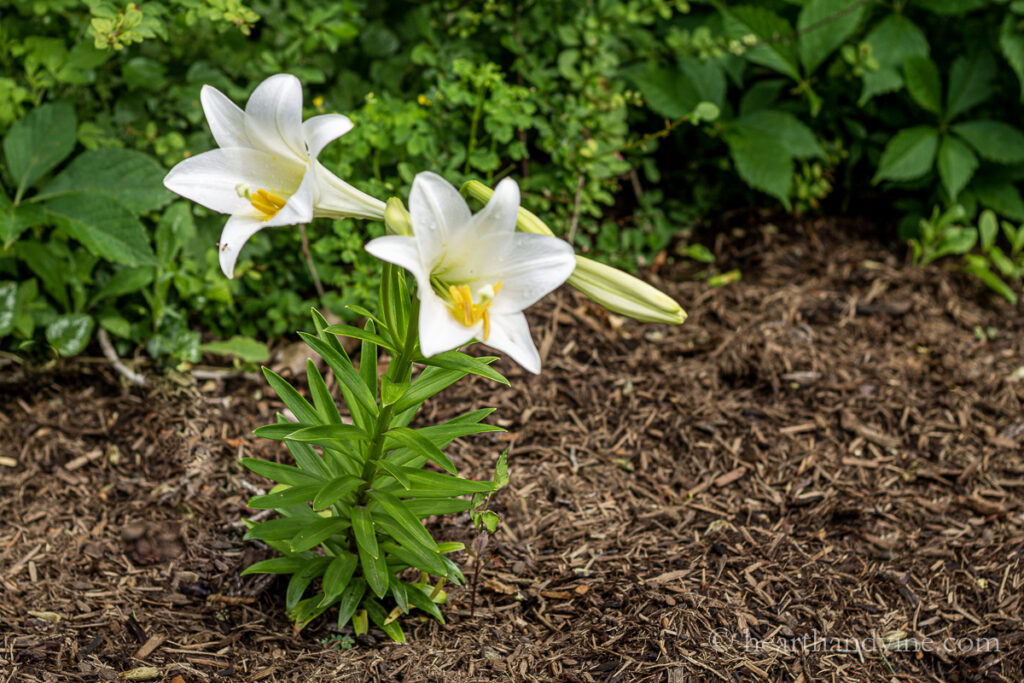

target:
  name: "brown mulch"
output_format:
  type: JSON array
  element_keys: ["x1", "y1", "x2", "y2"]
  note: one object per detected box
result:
[{"x1": 1, "y1": 219, "x2": 1022, "y2": 682}]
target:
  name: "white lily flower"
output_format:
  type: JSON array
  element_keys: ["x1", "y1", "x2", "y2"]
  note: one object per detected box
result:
[
  {"x1": 163, "y1": 74, "x2": 385, "y2": 278},
  {"x1": 366, "y1": 172, "x2": 575, "y2": 373}
]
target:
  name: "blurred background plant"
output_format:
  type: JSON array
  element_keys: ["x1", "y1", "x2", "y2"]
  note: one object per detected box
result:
[{"x1": 2, "y1": 0, "x2": 1023, "y2": 363}]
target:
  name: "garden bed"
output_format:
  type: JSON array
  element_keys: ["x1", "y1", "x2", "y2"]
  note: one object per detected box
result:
[{"x1": 2, "y1": 219, "x2": 1022, "y2": 682}]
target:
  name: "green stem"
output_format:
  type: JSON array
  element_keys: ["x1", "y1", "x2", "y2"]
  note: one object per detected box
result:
[{"x1": 357, "y1": 296, "x2": 419, "y2": 491}]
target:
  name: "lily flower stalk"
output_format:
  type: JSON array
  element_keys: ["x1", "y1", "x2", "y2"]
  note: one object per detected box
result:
[
  {"x1": 460, "y1": 180, "x2": 686, "y2": 325},
  {"x1": 163, "y1": 74, "x2": 385, "y2": 278},
  {"x1": 366, "y1": 172, "x2": 576, "y2": 373}
]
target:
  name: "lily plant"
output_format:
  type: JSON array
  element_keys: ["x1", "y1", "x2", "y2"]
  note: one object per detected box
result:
[
  {"x1": 163, "y1": 73, "x2": 688, "y2": 642},
  {"x1": 163, "y1": 74, "x2": 385, "y2": 278}
]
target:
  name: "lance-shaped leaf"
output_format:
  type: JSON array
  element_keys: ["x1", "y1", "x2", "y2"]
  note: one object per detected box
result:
[{"x1": 384, "y1": 427, "x2": 456, "y2": 475}]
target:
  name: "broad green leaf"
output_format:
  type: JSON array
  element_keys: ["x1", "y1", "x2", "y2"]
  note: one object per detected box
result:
[
  {"x1": 359, "y1": 542, "x2": 389, "y2": 598},
  {"x1": 389, "y1": 576, "x2": 410, "y2": 616},
  {"x1": 964, "y1": 258, "x2": 1018, "y2": 304},
  {"x1": 321, "y1": 552, "x2": 359, "y2": 606},
  {"x1": 35, "y1": 148, "x2": 171, "y2": 212},
  {"x1": 731, "y1": 110, "x2": 823, "y2": 158},
  {"x1": 240, "y1": 457, "x2": 324, "y2": 486},
  {"x1": 262, "y1": 367, "x2": 319, "y2": 424},
  {"x1": 721, "y1": 5, "x2": 800, "y2": 80},
  {"x1": 201, "y1": 336, "x2": 270, "y2": 363},
  {"x1": 46, "y1": 313, "x2": 94, "y2": 356},
  {"x1": 978, "y1": 210, "x2": 998, "y2": 251},
  {"x1": 0, "y1": 282, "x2": 16, "y2": 336},
  {"x1": 384, "y1": 427, "x2": 456, "y2": 475},
  {"x1": 243, "y1": 517, "x2": 311, "y2": 542},
  {"x1": 247, "y1": 483, "x2": 321, "y2": 510},
  {"x1": 287, "y1": 423, "x2": 368, "y2": 443},
  {"x1": 241, "y1": 556, "x2": 306, "y2": 576},
  {"x1": 872, "y1": 126, "x2": 939, "y2": 183},
  {"x1": 419, "y1": 351, "x2": 508, "y2": 386},
  {"x1": 0, "y1": 202, "x2": 45, "y2": 249},
  {"x1": 902, "y1": 56, "x2": 942, "y2": 115},
  {"x1": 374, "y1": 517, "x2": 449, "y2": 576},
  {"x1": 252, "y1": 422, "x2": 307, "y2": 440},
  {"x1": 797, "y1": 0, "x2": 869, "y2": 74},
  {"x1": 951, "y1": 120, "x2": 1024, "y2": 164},
  {"x1": 365, "y1": 597, "x2": 405, "y2": 643},
  {"x1": 286, "y1": 557, "x2": 330, "y2": 611},
  {"x1": 369, "y1": 489, "x2": 439, "y2": 552},
  {"x1": 945, "y1": 51, "x2": 996, "y2": 121},
  {"x1": 3, "y1": 102, "x2": 76, "y2": 196},
  {"x1": 974, "y1": 181, "x2": 1024, "y2": 222},
  {"x1": 403, "y1": 499, "x2": 473, "y2": 518},
  {"x1": 312, "y1": 474, "x2": 363, "y2": 510},
  {"x1": 999, "y1": 15, "x2": 1024, "y2": 101},
  {"x1": 16, "y1": 240, "x2": 69, "y2": 309},
  {"x1": 377, "y1": 459, "x2": 411, "y2": 489},
  {"x1": 860, "y1": 15, "x2": 929, "y2": 104},
  {"x1": 678, "y1": 56, "x2": 726, "y2": 109},
  {"x1": 386, "y1": 468, "x2": 498, "y2": 497},
  {"x1": 626, "y1": 65, "x2": 701, "y2": 119},
  {"x1": 722, "y1": 130, "x2": 793, "y2": 207},
  {"x1": 406, "y1": 585, "x2": 445, "y2": 623},
  {"x1": 336, "y1": 578, "x2": 367, "y2": 628},
  {"x1": 88, "y1": 267, "x2": 155, "y2": 308},
  {"x1": 44, "y1": 194, "x2": 155, "y2": 266},
  {"x1": 291, "y1": 517, "x2": 349, "y2": 553},
  {"x1": 380, "y1": 377, "x2": 408, "y2": 407},
  {"x1": 937, "y1": 135, "x2": 978, "y2": 202},
  {"x1": 350, "y1": 507, "x2": 378, "y2": 559},
  {"x1": 392, "y1": 366, "x2": 463, "y2": 413},
  {"x1": 155, "y1": 202, "x2": 195, "y2": 266},
  {"x1": 358, "y1": 320, "x2": 378, "y2": 397},
  {"x1": 291, "y1": 596, "x2": 331, "y2": 631}
]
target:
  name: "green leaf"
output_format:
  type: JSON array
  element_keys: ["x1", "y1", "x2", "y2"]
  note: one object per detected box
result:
[
  {"x1": 44, "y1": 194, "x2": 155, "y2": 266},
  {"x1": 286, "y1": 557, "x2": 330, "y2": 611},
  {"x1": 3, "y1": 101, "x2": 76, "y2": 196},
  {"x1": 380, "y1": 377, "x2": 408, "y2": 407},
  {"x1": 241, "y1": 457, "x2": 324, "y2": 487},
  {"x1": 243, "y1": 517, "x2": 310, "y2": 542},
  {"x1": 376, "y1": 459, "x2": 411, "y2": 489},
  {"x1": 974, "y1": 181, "x2": 1024, "y2": 222},
  {"x1": 999, "y1": 15, "x2": 1024, "y2": 101},
  {"x1": 937, "y1": 135, "x2": 978, "y2": 202},
  {"x1": 155, "y1": 202, "x2": 195, "y2": 266},
  {"x1": 252, "y1": 422, "x2": 306, "y2": 440},
  {"x1": 291, "y1": 517, "x2": 349, "y2": 553},
  {"x1": 261, "y1": 367, "x2": 319, "y2": 424},
  {"x1": 247, "y1": 483, "x2": 321, "y2": 510},
  {"x1": 312, "y1": 474, "x2": 363, "y2": 510},
  {"x1": 46, "y1": 313, "x2": 94, "y2": 357},
  {"x1": 406, "y1": 585, "x2": 445, "y2": 623},
  {"x1": 35, "y1": 148, "x2": 170, "y2": 213},
  {"x1": 481, "y1": 510, "x2": 500, "y2": 534},
  {"x1": 201, "y1": 336, "x2": 269, "y2": 363},
  {"x1": 374, "y1": 523, "x2": 448, "y2": 576},
  {"x1": 358, "y1": 320, "x2": 378, "y2": 397},
  {"x1": 974, "y1": 209, "x2": 999, "y2": 252},
  {"x1": 627, "y1": 66, "x2": 700, "y2": 119},
  {"x1": 365, "y1": 597, "x2": 405, "y2": 643},
  {"x1": 305, "y1": 359, "x2": 342, "y2": 424},
  {"x1": 241, "y1": 556, "x2": 306, "y2": 576},
  {"x1": 386, "y1": 468, "x2": 498, "y2": 497},
  {"x1": 88, "y1": 266, "x2": 155, "y2": 308},
  {"x1": 945, "y1": 51, "x2": 996, "y2": 121},
  {"x1": 403, "y1": 499, "x2": 474, "y2": 518},
  {"x1": 389, "y1": 576, "x2": 410, "y2": 615},
  {"x1": 384, "y1": 427, "x2": 457, "y2": 475},
  {"x1": 797, "y1": 0, "x2": 869, "y2": 74},
  {"x1": 872, "y1": 126, "x2": 939, "y2": 184},
  {"x1": 359, "y1": 542, "x2": 389, "y2": 598},
  {"x1": 964, "y1": 257, "x2": 1018, "y2": 304},
  {"x1": 902, "y1": 56, "x2": 942, "y2": 115},
  {"x1": 419, "y1": 350, "x2": 509, "y2": 386},
  {"x1": 392, "y1": 366, "x2": 464, "y2": 413},
  {"x1": 722, "y1": 130, "x2": 793, "y2": 208},
  {"x1": 860, "y1": 14, "x2": 930, "y2": 104},
  {"x1": 369, "y1": 489, "x2": 439, "y2": 552},
  {"x1": 286, "y1": 423, "x2": 369, "y2": 444},
  {"x1": 720, "y1": 5, "x2": 800, "y2": 80},
  {"x1": 678, "y1": 56, "x2": 726, "y2": 109},
  {"x1": 731, "y1": 110, "x2": 823, "y2": 158},
  {"x1": 321, "y1": 552, "x2": 358, "y2": 606},
  {"x1": 0, "y1": 282, "x2": 17, "y2": 336},
  {"x1": 951, "y1": 120, "x2": 1024, "y2": 164},
  {"x1": 0, "y1": 202, "x2": 45, "y2": 249},
  {"x1": 297, "y1": 331, "x2": 378, "y2": 422},
  {"x1": 350, "y1": 507, "x2": 378, "y2": 559},
  {"x1": 323, "y1": 323, "x2": 395, "y2": 352},
  {"x1": 336, "y1": 578, "x2": 367, "y2": 628}
]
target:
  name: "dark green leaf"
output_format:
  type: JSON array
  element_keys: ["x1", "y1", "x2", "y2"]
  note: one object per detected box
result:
[
  {"x1": 393, "y1": 366, "x2": 466, "y2": 413},
  {"x1": 291, "y1": 517, "x2": 349, "y2": 553},
  {"x1": 247, "y1": 483, "x2": 321, "y2": 510},
  {"x1": 243, "y1": 517, "x2": 311, "y2": 542},
  {"x1": 286, "y1": 557, "x2": 330, "y2": 612},
  {"x1": 364, "y1": 597, "x2": 405, "y2": 643},
  {"x1": 297, "y1": 331, "x2": 378, "y2": 423},
  {"x1": 419, "y1": 350, "x2": 508, "y2": 386},
  {"x1": 35, "y1": 148, "x2": 171, "y2": 212},
  {"x1": 336, "y1": 578, "x2": 367, "y2": 628},
  {"x1": 872, "y1": 126, "x2": 939, "y2": 183},
  {"x1": 964, "y1": 257, "x2": 1018, "y2": 304},
  {"x1": 731, "y1": 110, "x2": 823, "y2": 159},
  {"x1": 323, "y1": 323, "x2": 395, "y2": 352},
  {"x1": 3, "y1": 102, "x2": 76, "y2": 195},
  {"x1": 201, "y1": 336, "x2": 270, "y2": 363},
  {"x1": 46, "y1": 313, "x2": 94, "y2": 357},
  {"x1": 384, "y1": 427, "x2": 456, "y2": 475},
  {"x1": 946, "y1": 51, "x2": 996, "y2": 121},
  {"x1": 369, "y1": 489, "x2": 439, "y2": 552},
  {"x1": 902, "y1": 56, "x2": 942, "y2": 115},
  {"x1": 406, "y1": 584, "x2": 445, "y2": 623},
  {"x1": 937, "y1": 135, "x2": 978, "y2": 201},
  {"x1": 720, "y1": 5, "x2": 800, "y2": 80},
  {"x1": 386, "y1": 468, "x2": 497, "y2": 497},
  {"x1": 974, "y1": 181, "x2": 1024, "y2": 221},
  {"x1": 860, "y1": 15, "x2": 930, "y2": 104},
  {"x1": 350, "y1": 507, "x2": 378, "y2": 559},
  {"x1": 261, "y1": 367, "x2": 319, "y2": 424},
  {"x1": 305, "y1": 359, "x2": 342, "y2": 424},
  {"x1": 951, "y1": 120, "x2": 1024, "y2": 164},
  {"x1": 722, "y1": 130, "x2": 793, "y2": 207},
  {"x1": 45, "y1": 194, "x2": 155, "y2": 266},
  {"x1": 797, "y1": 0, "x2": 869, "y2": 74},
  {"x1": 321, "y1": 552, "x2": 358, "y2": 606},
  {"x1": 241, "y1": 457, "x2": 324, "y2": 486},
  {"x1": 241, "y1": 556, "x2": 305, "y2": 576},
  {"x1": 0, "y1": 202, "x2": 45, "y2": 249},
  {"x1": 403, "y1": 499, "x2": 473, "y2": 518},
  {"x1": 313, "y1": 474, "x2": 363, "y2": 510}
]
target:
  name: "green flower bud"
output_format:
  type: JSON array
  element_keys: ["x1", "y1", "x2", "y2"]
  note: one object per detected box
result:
[{"x1": 384, "y1": 197, "x2": 413, "y2": 236}]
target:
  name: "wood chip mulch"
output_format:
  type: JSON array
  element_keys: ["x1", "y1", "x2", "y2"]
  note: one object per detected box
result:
[{"x1": 1, "y1": 220, "x2": 1022, "y2": 682}]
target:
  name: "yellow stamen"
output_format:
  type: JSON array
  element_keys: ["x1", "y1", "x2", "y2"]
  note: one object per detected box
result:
[
  {"x1": 249, "y1": 188, "x2": 287, "y2": 220},
  {"x1": 445, "y1": 281, "x2": 503, "y2": 340}
]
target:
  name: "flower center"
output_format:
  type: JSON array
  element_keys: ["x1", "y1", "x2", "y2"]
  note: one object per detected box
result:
[
  {"x1": 447, "y1": 282, "x2": 502, "y2": 340},
  {"x1": 238, "y1": 185, "x2": 287, "y2": 221}
]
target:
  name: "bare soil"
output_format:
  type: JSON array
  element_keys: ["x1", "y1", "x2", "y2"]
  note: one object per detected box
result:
[{"x1": 1, "y1": 220, "x2": 1022, "y2": 682}]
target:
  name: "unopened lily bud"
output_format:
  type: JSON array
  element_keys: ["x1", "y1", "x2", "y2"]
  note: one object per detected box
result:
[
  {"x1": 384, "y1": 197, "x2": 413, "y2": 236},
  {"x1": 460, "y1": 180, "x2": 685, "y2": 324},
  {"x1": 570, "y1": 256, "x2": 686, "y2": 325}
]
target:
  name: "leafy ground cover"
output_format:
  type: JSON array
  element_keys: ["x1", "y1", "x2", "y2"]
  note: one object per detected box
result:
[{"x1": 1, "y1": 218, "x2": 1021, "y2": 681}]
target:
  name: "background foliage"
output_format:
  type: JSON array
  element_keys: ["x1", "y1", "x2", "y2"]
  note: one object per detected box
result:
[{"x1": 2, "y1": 0, "x2": 1023, "y2": 361}]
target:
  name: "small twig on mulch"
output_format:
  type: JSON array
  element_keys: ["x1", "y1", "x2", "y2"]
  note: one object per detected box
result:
[{"x1": 97, "y1": 328, "x2": 146, "y2": 387}]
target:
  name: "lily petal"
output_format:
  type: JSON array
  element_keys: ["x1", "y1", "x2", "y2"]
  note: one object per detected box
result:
[
  {"x1": 312, "y1": 161, "x2": 387, "y2": 221},
  {"x1": 218, "y1": 214, "x2": 267, "y2": 279},
  {"x1": 365, "y1": 235, "x2": 424, "y2": 277},
  {"x1": 163, "y1": 148, "x2": 306, "y2": 215},
  {"x1": 304, "y1": 114, "x2": 354, "y2": 159},
  {"x1": 263, "y1": 166, "x2": 315, "y2": 228},
  {"x1": 244, "y1": 74, "x2": 306, "y2": 161},
  {"x1": 417, "y1": 288, "x2": 478, "y2": 357},
  {"x1": 409, "y1": 171, "x2": 472, "y2": 268},
  {"x1": 200, "y1": 85, "x2": 251, "y2": 150},
  {"x1": 485, "y1": 312, "x2": 541, "y2": 374},
  {"x1": 466, "y1": 176, "x2": 520, "y2": 237},
  {"x1": 489, "y1": 233, "x2": 576, "y2": 314}
]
